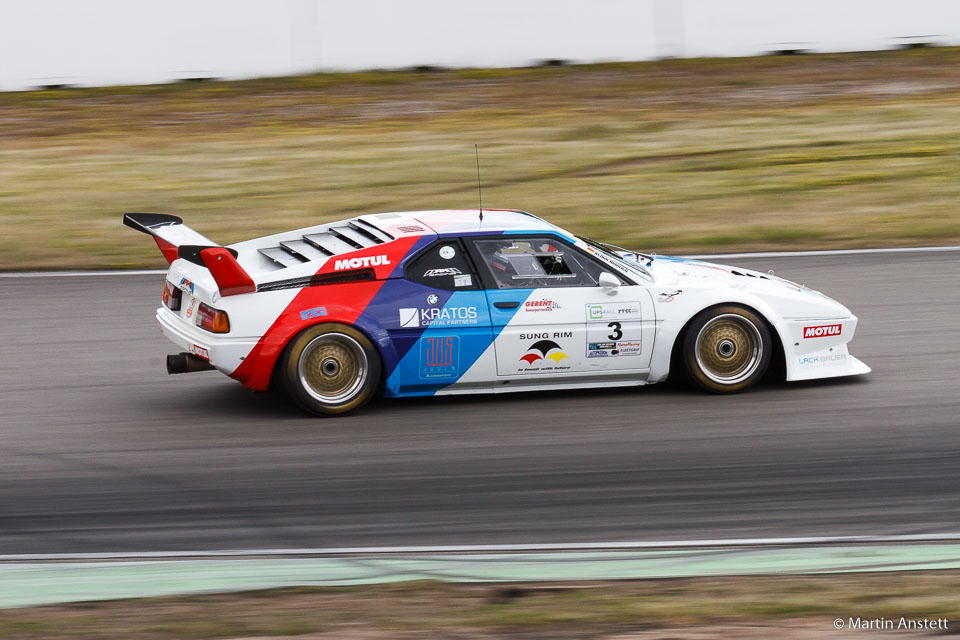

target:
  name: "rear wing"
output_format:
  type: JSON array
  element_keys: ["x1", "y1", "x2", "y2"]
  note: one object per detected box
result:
[{"x1": 123, "y1": 213, "x2": 255, "y2": 296}]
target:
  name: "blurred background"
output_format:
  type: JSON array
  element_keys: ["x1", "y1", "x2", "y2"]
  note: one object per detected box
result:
[
  {"x1": 5, "y1": 0, "x2": 960, "y2": 87},
  {"x1": 1, "y1": 0, "x2": 960, "y2": 270}
]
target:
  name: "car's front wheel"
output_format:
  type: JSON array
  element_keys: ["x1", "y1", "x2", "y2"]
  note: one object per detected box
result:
[
  {"x1": 682, "y1": 305, "x2": 771, "y2": 393},
  {"x1": 279, "y1": 324, "x2": 381, "y2": 416}
]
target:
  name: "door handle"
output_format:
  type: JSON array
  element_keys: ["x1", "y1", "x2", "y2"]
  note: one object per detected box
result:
[{"x1": 493, "y1": 301, "x2": 520, "y2": 309}]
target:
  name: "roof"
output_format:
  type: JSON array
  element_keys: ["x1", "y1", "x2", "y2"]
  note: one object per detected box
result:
[
  {"x1": 235, "y1": 208, "x2": 576, "y2": 278},
  {"x1": 360, "y1": 209, "x2": 567, "y2": 237}
]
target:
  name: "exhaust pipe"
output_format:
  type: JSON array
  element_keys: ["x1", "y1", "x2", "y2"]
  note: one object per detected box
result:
[{"x1": 166, "y1": 352, "x2": 216, "y2": 375}]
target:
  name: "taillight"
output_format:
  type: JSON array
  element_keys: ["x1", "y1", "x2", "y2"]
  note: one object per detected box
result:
[
  {"x1": 162, "y1": 281, "x2": 182, "y2": 310},
  {"x1": 197, "y1": 303, "x2": 230, "y2": 333}
]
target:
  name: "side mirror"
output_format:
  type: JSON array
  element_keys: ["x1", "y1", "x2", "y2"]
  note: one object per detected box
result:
[{"x1": 598, "y1": 272, "x2": 620, "y2": 293}]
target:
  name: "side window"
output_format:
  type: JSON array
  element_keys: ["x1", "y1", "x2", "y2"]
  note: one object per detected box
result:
[
  {"x1": 404, "y1": 240, "x2": 479, "y2": 290},
  {"x1": 472, "y1": 237, "x2": 614, "y2": 289}
]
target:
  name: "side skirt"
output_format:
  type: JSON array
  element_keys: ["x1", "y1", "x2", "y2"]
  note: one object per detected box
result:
[{"x1": 436, "y1": 378, "x2": 648, "y2": 396}]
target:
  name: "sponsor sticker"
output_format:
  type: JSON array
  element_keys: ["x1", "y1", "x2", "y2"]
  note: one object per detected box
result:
[
  {"x1": 398, "y1": 308, "x2": 420, "y2": 328},
  {"x1": 427, "y1": 294, "x2": 439, "y2": 305},
  {"x1": 299, "y1": 306, "x2": 327, "y2": 320},
  {"x1": 399, "y1": 306, "x2": 479, "y2": 328},
  {"x1": 517, "y1": 339, "x2": 571, "y2": 373},
  {"x1": 587, "y1": 340, "x2": 642, "y2": 357},
  {"x1": 419, "y1": 335, "x2": 460, "y2": 379},
  {"x1": 520, "y1": 332, "x2": 573, "y2": 340},
  {"x1": 586, "y1": 302, "x2": 641, "y2": 321},
  {"x1": 803, "y1": 324, "x2": 841, "y2": 339},
  {"x1": 178, "y1": 277, "x2": 195, "y2": 294},
  {"x1": 798, "y1": 353, "x2": 847, "y2": 366},
  {"x1": 524, "y1": 299, "x2": 561, "y2": 312},
  {"x1": 184, "y1": 297, "x2": 197, "y2": 319},
  {"x1": 424, "y1": 267, "x2": 462, "y2": 277},
  {"x1": 453, "y1": 274, "x2": 472, "y2": 287},
  {"x1": 334, "y1": 255, "x2": 391, "y2": 270},
  {"x1": 438, "y1": 245, "x2": 456, "y2": 260},
  {"x1": 617, "y1": 340, "x2": 642, "y2": 354},
  {"x1": 189, "y1": 344, "x2": 210, "y2": 360}
]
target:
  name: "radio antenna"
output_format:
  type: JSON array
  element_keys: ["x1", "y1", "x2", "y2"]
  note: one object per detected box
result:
[{"x1": 474, "y1": 144, "x2": 483, "y2": 223}]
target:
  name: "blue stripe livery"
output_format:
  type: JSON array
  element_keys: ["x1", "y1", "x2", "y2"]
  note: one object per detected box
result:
[{"x1": 379, "y1": 288, "x2": 531, "y2": 397}]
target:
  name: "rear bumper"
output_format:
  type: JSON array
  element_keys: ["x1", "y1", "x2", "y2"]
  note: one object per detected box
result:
[{"x1": 156, "y1": 307, "x2": 259, "y2": 376}]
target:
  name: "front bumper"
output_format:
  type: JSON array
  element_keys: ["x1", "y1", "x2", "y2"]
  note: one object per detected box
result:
[
  {"x1": 156, "y1": 307, "x2": 259, "y2": 376},
  {"x1": 782, "y1": 316, "x2": 871, "y2": 381}
]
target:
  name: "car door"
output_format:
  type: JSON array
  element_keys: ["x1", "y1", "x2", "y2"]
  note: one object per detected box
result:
[
  {"x1": 382, "y1": 238, "x2": 495, "y2": 395},
  {"x1": 467, "y1": 235, "x2": 655, "y2": 388}
]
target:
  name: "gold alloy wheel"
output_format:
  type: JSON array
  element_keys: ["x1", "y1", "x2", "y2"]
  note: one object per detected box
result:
[
  {"x1": 694, "y1": 313, "x2": 763, "y2": 386},
  {"x1": 297, "y1": 333, "x2": 369, "y2": 405}
]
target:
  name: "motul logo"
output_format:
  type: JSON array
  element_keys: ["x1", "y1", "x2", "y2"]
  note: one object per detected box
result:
[
  {"x1": 334, "y1": 255, "x2": 391, "y2": 270},
  {"x1": 803, "y1": 324, "x2": 841, "y2": 338}
]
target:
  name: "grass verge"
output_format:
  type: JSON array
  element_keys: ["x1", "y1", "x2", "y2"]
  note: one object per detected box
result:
[{"x1": 1, "y1": 572, "x2": 958, "y2": 639}]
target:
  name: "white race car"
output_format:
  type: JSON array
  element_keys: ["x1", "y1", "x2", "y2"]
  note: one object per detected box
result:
[{"x1": 125, "y1": 209, "x2": 870, "y2": 416}]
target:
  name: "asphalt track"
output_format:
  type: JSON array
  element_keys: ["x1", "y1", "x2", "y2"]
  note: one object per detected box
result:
[{"x1": 1, "y1": 252, "x2": 959, "y2": 555}]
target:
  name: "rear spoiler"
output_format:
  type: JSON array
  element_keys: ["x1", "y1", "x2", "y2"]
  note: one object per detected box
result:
[{"x1": 123, "y1": 213, "x2": 255, "y2": 296}]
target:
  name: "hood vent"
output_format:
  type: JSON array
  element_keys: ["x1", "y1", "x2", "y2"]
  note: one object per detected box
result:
[{"x1": 730, "y1": 269, "x2": 770, "y2": 280}]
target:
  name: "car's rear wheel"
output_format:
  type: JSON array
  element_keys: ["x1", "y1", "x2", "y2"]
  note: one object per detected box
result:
[
  {"x1": 682, "y1": 305, "x2": 771, "y2": 393},
  {"x1": 279, "y1": 324, "x2": 381, "y2": 416}
]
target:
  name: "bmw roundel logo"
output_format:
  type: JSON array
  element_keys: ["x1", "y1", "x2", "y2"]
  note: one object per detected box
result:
[{"x1": 427, "y1": 294, "x2": 439, "y2": 305}]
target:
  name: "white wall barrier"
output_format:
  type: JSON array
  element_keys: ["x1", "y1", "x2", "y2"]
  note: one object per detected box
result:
[{"x1": 1, "y1": 0, "x2": 959, "y2": 91}]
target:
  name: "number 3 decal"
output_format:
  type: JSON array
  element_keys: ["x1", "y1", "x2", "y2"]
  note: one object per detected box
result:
[{"x1": 607, "y1": 322, "x2": 622, "y2": 341}]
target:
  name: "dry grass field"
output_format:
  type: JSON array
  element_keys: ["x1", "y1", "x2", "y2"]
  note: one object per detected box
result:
[
  {"x1": 2, "y1": 47, "x2": 960, "y2": 270},
  {"x1": 1, "y1": 573, "x2": 957, "y2": 639}
]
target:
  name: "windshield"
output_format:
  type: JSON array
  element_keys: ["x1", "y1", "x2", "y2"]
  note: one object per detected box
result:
[{"x1": 576, "y1": 236, "x2": 653, "y2": 281}]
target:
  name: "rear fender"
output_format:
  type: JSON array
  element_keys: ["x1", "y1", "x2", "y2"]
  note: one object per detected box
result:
[
  {"x1": 228, "y1": 284, "x2": 396, "y2": 391},
  {"x1": 263, "y1": 312, "x2": 396, "y2": 393}
]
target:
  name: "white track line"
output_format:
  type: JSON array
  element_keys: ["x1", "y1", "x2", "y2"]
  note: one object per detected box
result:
[
  {"x1": 4, "y1": 534, "x2": 960, "y2": 561},
  {"x1": 1, "y1": 245, "x2": 959, "y2": 278},
  {"x1": 688, "y1": 245, "x2": 960, "y2": 260}
]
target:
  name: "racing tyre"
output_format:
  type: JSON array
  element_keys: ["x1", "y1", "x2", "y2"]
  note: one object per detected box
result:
[
  {"x1": 682, "y1": 305, "x2": 771, "y2": 393},
  {"x1": 279, "y1": 324, "x2": 381, "y2": 416}
]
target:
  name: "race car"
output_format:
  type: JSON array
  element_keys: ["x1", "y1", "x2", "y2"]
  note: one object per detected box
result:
[{"x1": 124, "y1": 209, "x2": 870, "y2": 416}]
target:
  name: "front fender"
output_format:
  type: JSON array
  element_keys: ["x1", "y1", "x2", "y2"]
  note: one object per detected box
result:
[{"x1": 647, "y1": 288, "x2": 793, "y2": 383}]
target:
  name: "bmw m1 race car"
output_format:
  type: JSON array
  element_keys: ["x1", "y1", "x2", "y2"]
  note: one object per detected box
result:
[{"x1": 124, "y1": 209, "x2": 870, "y2": 416}]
